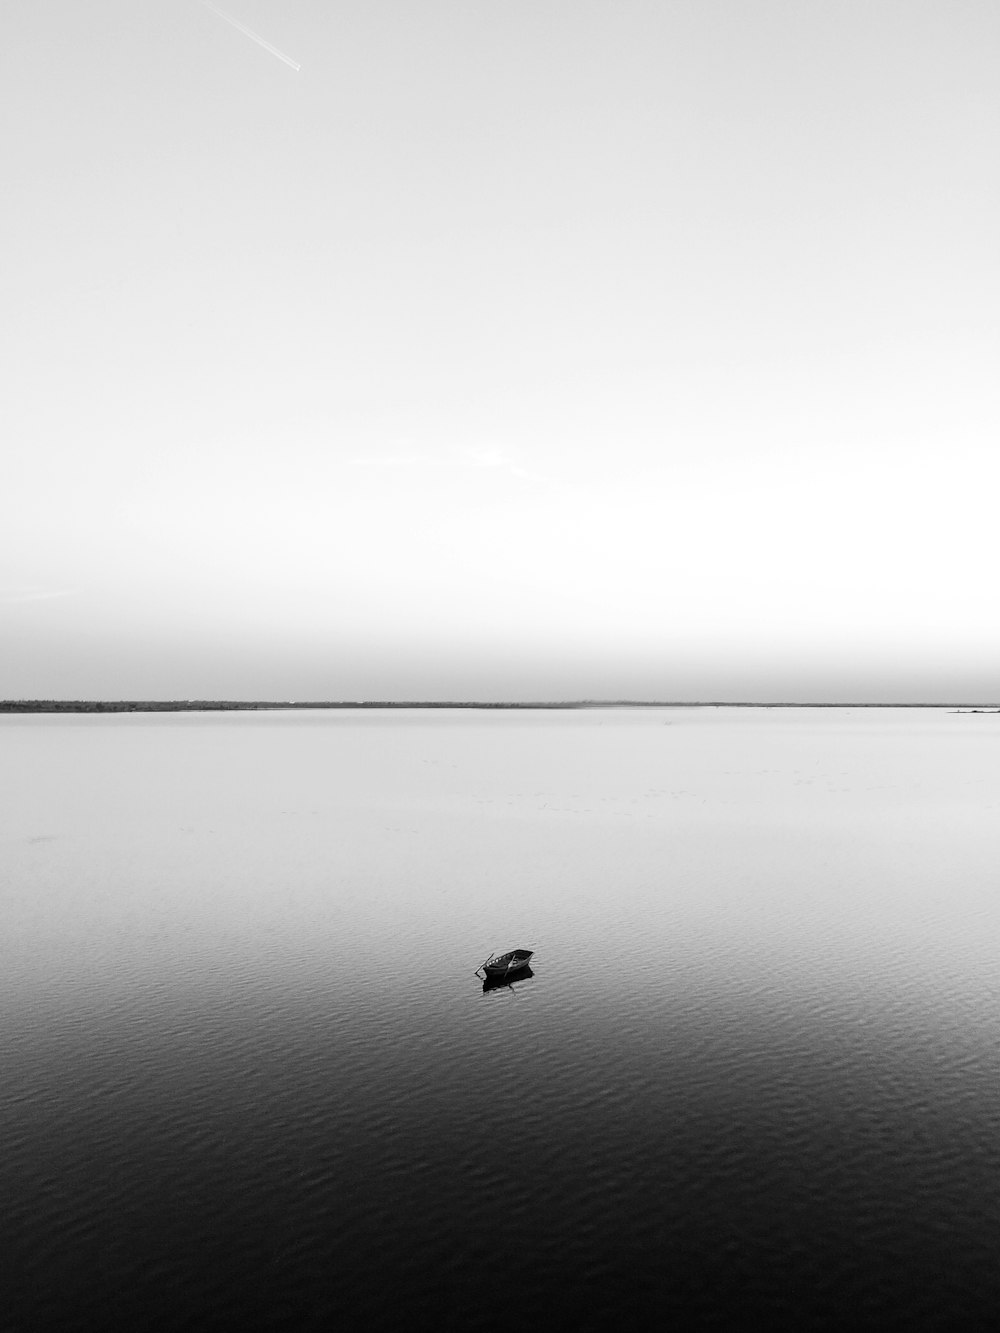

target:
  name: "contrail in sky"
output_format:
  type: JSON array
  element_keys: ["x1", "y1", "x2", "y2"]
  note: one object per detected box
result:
[{"x1": 201, "y1": 1, "x2": 301, "y2": 71}]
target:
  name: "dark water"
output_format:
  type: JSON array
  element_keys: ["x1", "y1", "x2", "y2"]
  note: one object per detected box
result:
[{"x1": 3, "y1": 708, "x2": 1000, "y2": 1328}]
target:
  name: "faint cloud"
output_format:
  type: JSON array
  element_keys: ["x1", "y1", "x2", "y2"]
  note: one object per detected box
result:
[
  {"x1": 0, "y1": 587, "x2": 75, "y2": 605},
  {"x1": 460, "y1": 445, "x2": 551, "y2": 483},
  {"x1": 348, "y1": 446, "x2": 554, "y2": 485},
  {"x1": 347, "y1": 452, "x2": 437, "y2": 469}
]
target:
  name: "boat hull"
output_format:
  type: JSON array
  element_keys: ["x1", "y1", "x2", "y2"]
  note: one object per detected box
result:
[
  {"x1": 481, "y1": 948, "x2": 533, "y2": 977},
  {"x1": 482, "y1": 965, "x2": 534, "y2": 993}
]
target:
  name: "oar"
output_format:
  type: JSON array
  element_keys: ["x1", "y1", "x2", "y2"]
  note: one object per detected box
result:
[{"x1": 475, "y1": 951, "x2": 495, "y2": 979}]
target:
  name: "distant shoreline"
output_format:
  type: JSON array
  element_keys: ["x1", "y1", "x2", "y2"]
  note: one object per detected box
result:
[{"x1": 2, "y1": 701, "x2": 998, "y2": 713}]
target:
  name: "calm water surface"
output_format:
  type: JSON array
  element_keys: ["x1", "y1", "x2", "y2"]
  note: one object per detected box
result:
[{"x1": 3, "y1": 708, "x2": 1000, "y2": 1328}]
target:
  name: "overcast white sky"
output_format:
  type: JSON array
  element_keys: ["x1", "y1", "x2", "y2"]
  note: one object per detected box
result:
[{"x1": 3, "y1": 1, "x2": 998, "y2": 700}]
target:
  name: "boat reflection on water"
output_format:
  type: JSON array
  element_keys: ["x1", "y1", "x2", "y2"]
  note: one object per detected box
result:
[{"x1": 482, "y1": 965, "x2": 534, "y2": 995}]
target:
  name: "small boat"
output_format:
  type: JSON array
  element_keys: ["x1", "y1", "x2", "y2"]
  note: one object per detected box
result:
[{"x1": 477, "y1": 948, "x2": 533, "y2": 979}]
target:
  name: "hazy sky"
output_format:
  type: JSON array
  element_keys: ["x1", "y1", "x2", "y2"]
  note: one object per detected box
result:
[{"x1": 4, "y1": 1, "x2": 998, "y2": 700}]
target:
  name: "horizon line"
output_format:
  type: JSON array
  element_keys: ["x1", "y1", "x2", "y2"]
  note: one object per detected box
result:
[{"x1": 2, "y1": 700, "x2": 998, "y2": 712}]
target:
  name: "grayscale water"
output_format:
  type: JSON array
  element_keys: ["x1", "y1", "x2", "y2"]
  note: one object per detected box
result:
[{"x1": 3, "y1": 708, "x2": 1000, "y2": 1328}]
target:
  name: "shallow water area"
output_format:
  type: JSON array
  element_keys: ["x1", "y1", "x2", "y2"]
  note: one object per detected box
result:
[{"x1": 3, "y1": 707, "x2": 1000, "y2": 1327}]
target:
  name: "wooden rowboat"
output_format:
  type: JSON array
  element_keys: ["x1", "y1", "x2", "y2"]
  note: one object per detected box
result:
[{"x1": 477, "y1": 948, "x2": 533, "y2": 979}]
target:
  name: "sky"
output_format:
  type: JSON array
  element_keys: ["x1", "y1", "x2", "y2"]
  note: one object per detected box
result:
[{"x1": 3, "y1": 0, "x2": 998, "y2": 701}]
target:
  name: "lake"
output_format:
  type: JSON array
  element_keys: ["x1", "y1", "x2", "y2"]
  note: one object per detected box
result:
[{"x1": 3, "y1": 707, "x2": 1000, "y2": 1327}]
